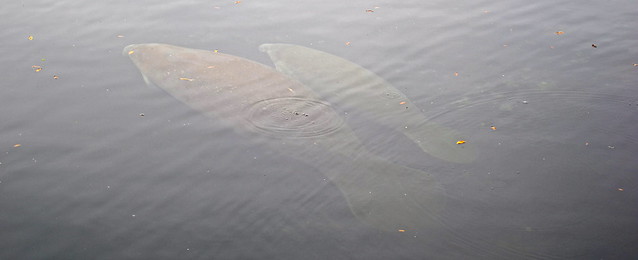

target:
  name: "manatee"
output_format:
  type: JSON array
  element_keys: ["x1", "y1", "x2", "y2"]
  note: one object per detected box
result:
[
  {"x1": 259, "y1": 44, "x2": 476, "y2": 163},
  {"x1": 123, "y1": 43, "x2": 446, "y2": 232}
]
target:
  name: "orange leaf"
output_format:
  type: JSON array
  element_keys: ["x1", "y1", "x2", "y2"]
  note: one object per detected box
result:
[
  {"x1": 555, "y1": 31, "x2": 565, "y2": 35},
  {"x1": 398, "y1": 229, "x2": 405, "y2": 232},
  {"x1": 14, "y1": 144, "x2": 21, "y2": 148},
  {"x1": 456, "y1": 140, "x2": 466, "y2": 144},
  {"x1": 399, "y1": 101, "x2": 406, "y2": 105},
  {"x1": 490, "y1": 126, "x2": 496, "y2": 130}
]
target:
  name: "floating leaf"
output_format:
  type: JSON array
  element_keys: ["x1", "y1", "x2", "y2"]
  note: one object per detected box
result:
[
  {"x1": 13, "y1": 144, "x2": 21, "y2": 148},
  {"x1": 128, "y1": 50, "x2": 135, "y2": 55},
  {"x1": 344, "y1": 41, "x2": 351, "y2": 46},
  {"x1": 179, "y1": 77, "x2": 194, "y2": 81},
  {"x1": 555, "y1": 31, "x2": 565, "y2": 35},
  {"x1": 234, "y1": 1, "x2": 241, "y2": 4},
  {"x1": 456, "y1": 140, "x2": 466, "y2": 145},
  {"x1": 28, "y1": 35, "x2": 33, "y2": 40},
  {"x1": 53, "y1": 75, "x2": 59, "y2": 79},
  {"x1": 618, "y1": 188, "x2": 624, "y2": 191},
  {"x1": 490, "y1": 126, "x2": 496, "y2": 130},
  {"x1": 32, "y1": 65, "x2": 42, "y2": 72},
  {"x1": 398, "y1": 229, "x2": 405, "y2": 232},
  {"x1": 399, "y1": 101, "x2": 406, "y2": 105}
]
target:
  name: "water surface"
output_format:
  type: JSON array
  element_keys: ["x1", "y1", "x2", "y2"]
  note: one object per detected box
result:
[{"x1": 1, "y1": 0, "x2": 637, "y2": 259}]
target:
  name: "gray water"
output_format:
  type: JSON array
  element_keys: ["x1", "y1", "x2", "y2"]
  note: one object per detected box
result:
[{"x1": 1, "y1": 1, "x2": 637, "y2": 259}]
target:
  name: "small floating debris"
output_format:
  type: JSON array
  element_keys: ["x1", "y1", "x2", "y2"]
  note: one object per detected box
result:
[
  {"x1": 522, "y1": 100, "x2": 528, "y2": 104},
  {"x1": 618, "y1": 188, "x2": 624, "y2": 191},
  {"x1": 456, "y1": 140, "x2": 466, "y2": 145},
  {"x1": 28, "y1": 35, "x2": 33, "y2": 40},
  {"x1": 344, "y1": 41, "x2": 351, "y2": 46},
  {"x1": 139, "y1": 113, "x2": 145, "y2": 117},
  {"x1": 32, "y1": 65, "x2": 42, "y2": 72},
  {"x1": 490, "y1": 126, "x2": 497, "y2": 130},
  {"x1": 555, "y1": 31, "x2": 565, "y2": 35},
  {"x1": 179, "y1": 77, "x2": 194, "y2": 81},
  {"x1": 53, "y1": 75, "x2": 59, "y2": 79},
  {"x1": 13, "y1": 144, "x2": 21, "y2": 148},
  {"x1": 591, "y1": 44, "x2": 598, "y2": 48},
  {"x1": 398, "y1": 229, "x2": 405, "y2": 232}
]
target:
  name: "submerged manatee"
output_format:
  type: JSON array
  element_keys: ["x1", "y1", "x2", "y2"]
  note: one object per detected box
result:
[
  {"x1": 123, "y1": 43, "x2": 446, "y2": 232},
  {"x1": 259, "y1": 44, "x2": 476, "y2": 163}
]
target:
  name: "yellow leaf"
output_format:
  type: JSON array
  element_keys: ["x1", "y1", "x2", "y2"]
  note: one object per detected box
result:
[
  {"x1": 456, "y1": 140, "x2": 466, "y2": 144},
  {"x1": 28, "y1": 35, "x2": 33, "y2": 40},
  {"x1": 14, "y1": 144, "x2": 21, "y2": 148},
  {"x1": 128, "y1": 50, "x2": 135, "y2": 55},
  {"x1": 398, "y1": 229, "x2": 405, "y2": 232},
  {"x1": 179, "y1": 77, "x2": 194, "y2": 81}
]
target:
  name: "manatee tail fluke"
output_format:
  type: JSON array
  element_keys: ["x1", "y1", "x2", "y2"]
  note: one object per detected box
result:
[{"x1": 321, "y1": 155, "x2": 446, "y2": 232}]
